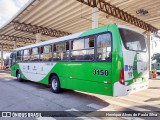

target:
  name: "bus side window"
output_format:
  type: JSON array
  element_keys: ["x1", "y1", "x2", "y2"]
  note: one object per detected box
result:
[
  {"x1": 64, "y1": 41, "x2": 69, "y2": 60},
  {"x1": 40, "y1": 46, "x2": 43, "y2": 54},
  {"x1": 40, "y1": 45, "x2": 52, "y2": 62},
  {"x1": 23, "y1": 49, "x2": 30, "y2": 62},
  {"x1": 16, "y1": 50, "x2": 23, "y2": 62},
  {"x1": 30, "y1": 47, "x2": 39, "y2": 61},
  {"x1": 53, "y1": 41, "x2": 69, "y2": 61},
  {"x1": 10, "y1": 52, "x2": 16, "y2": 65},
  {"x1": 97, "y1": 33, "x2": 111, "y2": 61},
  {"x1": 39, "y1": 46, "x2": 44, "y2": 61},
  {"x1": 71, "y1": 36, "x2": 94, "y2": 61}
]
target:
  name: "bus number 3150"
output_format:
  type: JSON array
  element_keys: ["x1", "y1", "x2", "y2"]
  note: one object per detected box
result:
[{"x1": 93, "y1": 69, "x2": 109, "y2": 76}]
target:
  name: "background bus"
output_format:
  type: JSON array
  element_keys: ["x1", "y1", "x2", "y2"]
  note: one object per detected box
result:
[
  {"x1": 10, "y1": 24, "x2": 149, "y2": 96},
  {"x1": 152, "y1": 63, "x2": 160, "y2": 75}
]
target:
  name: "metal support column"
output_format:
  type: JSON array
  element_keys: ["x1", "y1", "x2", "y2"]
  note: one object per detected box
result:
[
  {"x1": 92, "y1": 7, "x2": 98, "y2": 29},
  {"x1": 1, "y1": 46, "x2": 4, "y2": 69},
  {"x1": 147, "y1": 32, "x2": 152, "y2": 78},
  {"x1": 14, "y1": 41, "x2": 17, "y2": 49}
]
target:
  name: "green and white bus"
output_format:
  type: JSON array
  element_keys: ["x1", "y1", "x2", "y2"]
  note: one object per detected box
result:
[{"x1": 10, "y1": 24, "x2": 149, "y2": 96}]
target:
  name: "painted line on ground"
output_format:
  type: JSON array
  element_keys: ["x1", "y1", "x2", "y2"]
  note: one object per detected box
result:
[
  {"x1": 66, "y1": 108, "x2": 100, "y2": 120},
  {"x1": 135, "y1": 92, "x2": 160, "y2": 98},
  {"x1": 0, "y1": 73, "x2": 8, "y2": 75},
  {"x1": 36, "y1": 117, "x2": 56, "y2": 120},
  {"x1": 145, "y1": 89, "x2": 160, "y2": 94},
  {"x1": 129, "y1": 94, "x2": 148, "y2": 101},
  {"x1": 4, "y1": 79, "x2": 12, "y2": 81},
  {"x1": 87, "y1": 103, "x2": 104, "y2": 109},
  {"x1": 105, "y1": 99, "x2": 150, "y2": 111},
  {"x1": 129, "y1": 94, "x2": 160, "y2": 104},
  {"x1": 143, "y1": 88, "x2": 160, "y2": 95},
  {"x1": 119, "y1": 96, "x2": 160, "y2": 109}
]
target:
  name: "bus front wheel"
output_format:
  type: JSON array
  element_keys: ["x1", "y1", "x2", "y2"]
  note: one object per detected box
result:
[
  {"x1": 16, "y1": 71, "x2": 23, "y2": 82},
  {"x1": 50, "y1": 75, "x2": 61, "y2": 93}
]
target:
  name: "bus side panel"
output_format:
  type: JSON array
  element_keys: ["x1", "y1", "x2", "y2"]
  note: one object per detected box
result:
[
  {"x1": 20, "y1": 62, "x2": 56, "y2": 84},
  {"x1": 16, "y1": 61, "x2": 112, "y2": 96},
  {"x1": 10, "y1": 63, "x2": 20, "y2": 77},
  {"x1": 10, "y1": 63, "x2": 26, "y2": 81},
  {"x1": 51, "y1": 62, "x2": 112, "y2": 96},
  {"x1": 11, "y1": 61, "x2": 112, "y2": 96},
  {"x1": 61, "y1": 77, "x2": 112, "y2": 96},
  {"x1": 10, "y1": 63, "x2": 30, "y2": 80}
]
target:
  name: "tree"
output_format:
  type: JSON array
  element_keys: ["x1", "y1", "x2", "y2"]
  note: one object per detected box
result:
[{"x1": 152, "y1": 53, "x2": 160, "y2": 63}]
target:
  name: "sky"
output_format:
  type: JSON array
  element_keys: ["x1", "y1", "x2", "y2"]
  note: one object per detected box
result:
[
  {"x1": 0, "y1": 0, "x2": 29, "y2": 28},
  {"x1": 0, "y1": 0, "x2": 160, "y2": 59},
  {"x1": 0, "y1": 0, "x2": 29, "y2": 59}
]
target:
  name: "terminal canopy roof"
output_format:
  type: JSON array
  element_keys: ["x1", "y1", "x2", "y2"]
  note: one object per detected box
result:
[{"x1": 0, "y1": 0, "x2": 160, "y2": 52}]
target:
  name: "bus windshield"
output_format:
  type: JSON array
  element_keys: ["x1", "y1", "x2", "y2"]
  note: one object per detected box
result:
[{"x1": 119, "y1": 28, "x2": 146, "y2": 52}]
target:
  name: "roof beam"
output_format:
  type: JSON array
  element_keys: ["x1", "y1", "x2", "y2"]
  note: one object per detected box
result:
[
  {"x1": 2, "y1": 49, "x2": 12, "y2": 52},
  {"x1": 76, "y1": 0, "x2": 159, "y2": 33},
  {"x1": 0, "y1": 34, "x2": 36, "y2": 43},
  {"x1": 13, "y1": 22, "x2": 71, "y2": 37},
  {"x1": 2, "y1": 47, "x2": 13, "y2": 49},
  {"x1": 0, "y1": 40, "x2": 33, "y2": 46},
  {"x1": 0, "y1": 43, "x2": 22, "y2": 48}
]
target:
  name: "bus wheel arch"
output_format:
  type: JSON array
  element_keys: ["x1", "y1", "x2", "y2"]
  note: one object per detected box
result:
[
  {"x1": 49, "y1": 73, "x2": 61, "y2": 93},
  {"x1": 16, "y1": 69, "x2": 23, "y2": 82},
  {"x1": 16, "y1": 69, "x2": 19, "y2": 77}
]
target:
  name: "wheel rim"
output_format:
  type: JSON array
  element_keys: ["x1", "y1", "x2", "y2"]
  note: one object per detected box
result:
[
  {"x1": 17, "y1": 73, "x2": 20, "y2": 80},
  {"x1": 52, "y1": 79, "x2": 58, "y2": 90}
]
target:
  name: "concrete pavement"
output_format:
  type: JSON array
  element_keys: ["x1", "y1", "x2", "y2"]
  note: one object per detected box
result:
[{"x1": 0, "y1": 72, "x2": 160, "y2": 120}]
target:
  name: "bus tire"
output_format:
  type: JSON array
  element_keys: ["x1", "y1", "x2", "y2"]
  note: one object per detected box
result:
[
  {"x1": 16, "y1": 71, "x2": 23, "y2": 82},
  {"x1": 50, "y1": 75, "x2": 61, "y2": 93}
]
